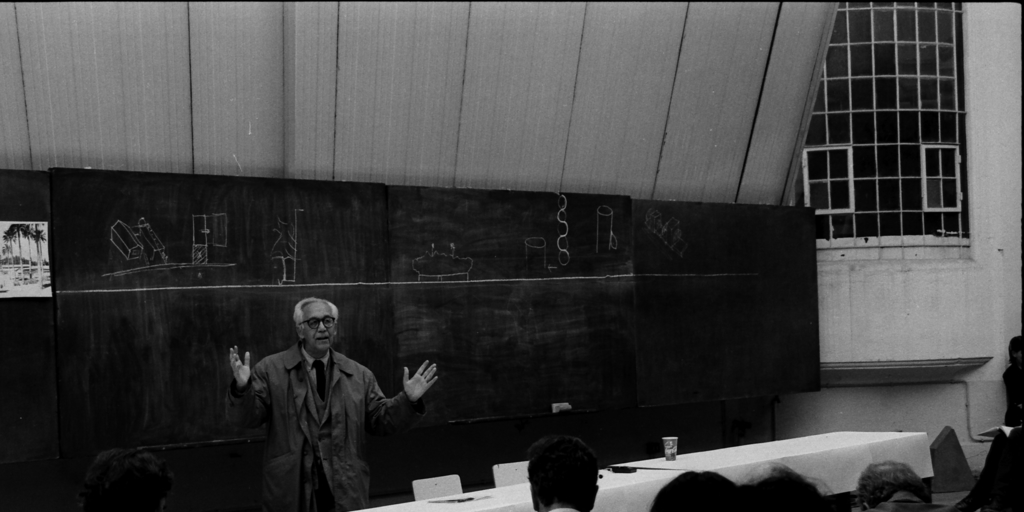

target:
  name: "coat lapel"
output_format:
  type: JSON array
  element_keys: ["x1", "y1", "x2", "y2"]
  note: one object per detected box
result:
[{"x1": 284, "y1": 344, "x2": 317, "y2": 448}]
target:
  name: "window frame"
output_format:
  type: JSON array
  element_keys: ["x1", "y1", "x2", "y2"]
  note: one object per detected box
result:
[
  {"x1": 803, "y1": 147, "x2": 855, "y2": 215},
  {"x1": 920, "y1": 144, "x2": 962, "y2": 213}
]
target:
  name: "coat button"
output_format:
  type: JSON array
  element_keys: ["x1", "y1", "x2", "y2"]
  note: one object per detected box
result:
[{"x1": 302, "y1": 447, "x2": 308, "y2": 455}]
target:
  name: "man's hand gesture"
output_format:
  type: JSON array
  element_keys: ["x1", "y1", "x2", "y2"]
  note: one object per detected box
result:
[
  {"x1": 229, "y1": 346, "x2": 251, "y2": 390},
  {"x1": 403, "y1": 360, "x2": 438, "y2": 403}
]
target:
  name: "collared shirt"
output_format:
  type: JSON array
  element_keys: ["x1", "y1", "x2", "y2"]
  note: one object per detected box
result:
[{"x1": 300, "y1": 345, "x2": 332, "y2": 395}]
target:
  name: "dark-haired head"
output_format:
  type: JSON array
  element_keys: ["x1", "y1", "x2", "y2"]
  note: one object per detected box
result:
[
  {"x1": 855, "y1": 461, "x2": 930, "y2": 510},
  {"x1": 649, "y1": 471, "x2": 738, "y2": 512},
  {"x1": 80, "y1": 448, "x2": 174, "y2": 512},
  {"x1": 739, "y1": 464, "x2": 831, "y2": 512},
  {"x1": 527, "y1": 436, "x2": 599, "y2": 512},
  {"x1": 1010, "y1": 336, "x2": 1022, "y2": 367}
]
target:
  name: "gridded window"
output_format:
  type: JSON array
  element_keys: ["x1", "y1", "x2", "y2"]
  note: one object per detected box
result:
[{"x1": 802, "y1": 3, "x2": 968, "y2": 258}]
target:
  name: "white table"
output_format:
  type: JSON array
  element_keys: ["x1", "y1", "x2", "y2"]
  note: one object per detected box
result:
[{"x1": 367, "y1": 431, "x2": 933, "y2": 512}]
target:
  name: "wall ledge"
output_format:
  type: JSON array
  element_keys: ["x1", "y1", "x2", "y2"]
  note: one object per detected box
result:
[{"x1": 820, "y1": 357, "x2": 992, "y2": 387}]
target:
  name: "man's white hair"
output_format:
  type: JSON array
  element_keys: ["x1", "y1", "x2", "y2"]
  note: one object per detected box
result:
[{"x1": 292, "y1": 297, "x2": 339, "y2": 325}]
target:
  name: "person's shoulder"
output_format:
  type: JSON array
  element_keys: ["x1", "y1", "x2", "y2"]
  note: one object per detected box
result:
[
  {"x1": 254, "y1": 345, "x2": 302, "y2": 371},
  {"x1": 334, "y1": 352, "x2": 372, "y2": 377}
]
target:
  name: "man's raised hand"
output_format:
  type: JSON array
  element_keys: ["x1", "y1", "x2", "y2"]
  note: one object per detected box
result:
[
  {"x1": 403, "y1": 360, "x2": 438, "y2": 403},
  {"x1": 229, "y1": 346, "x2": 251, "y2": 390}
]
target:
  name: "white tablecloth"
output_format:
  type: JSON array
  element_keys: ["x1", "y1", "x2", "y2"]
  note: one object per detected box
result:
[{"x1": 366, "y1": 431, "x2": 933, "y2": 512}]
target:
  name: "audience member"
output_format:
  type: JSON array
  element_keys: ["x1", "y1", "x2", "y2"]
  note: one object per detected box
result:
[
  {"x1": 737, "y1": 463, "x2": 833, "y2": 512},
  {"x1": 855, "y1": 460, "x2": 955, "y2": 511},
  {"x1": 79, "y1": 448, "x2": 174, "y2": 512},
  {"x1": 956, "y1": 336, "x2": 1023, "y2": 512},
  {"x1": 527, "y1": 435, "x2": 599, "y2": 512},
  {"x1": 649, "y1": 470, "x2": 739, "y2": 512},
  {"x1": 979, "y1": 426, "x2": 1021, "y2": 512}
]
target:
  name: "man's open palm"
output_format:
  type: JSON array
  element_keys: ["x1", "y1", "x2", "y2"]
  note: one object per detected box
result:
[
  {"x1": 229, "y1": 346, "x2": 251, "y2": 389},
  {"x1": 403, "y1": 360, "x2": 438, "y2": 402}
]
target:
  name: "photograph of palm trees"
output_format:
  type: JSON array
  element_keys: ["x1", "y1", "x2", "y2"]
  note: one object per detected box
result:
[{"x1": 1, "y1": 222, "x2": 50, "y2": 298}]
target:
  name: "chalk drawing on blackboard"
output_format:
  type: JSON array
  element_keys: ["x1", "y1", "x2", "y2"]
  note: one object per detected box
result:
[
  {"x1": 644, "y1": 208, "x2": 688, "y2": 258},
  {"x1": 104, "y1": 215, "x2": 236, "y2": 278},
  {"x1": 412, "y1": 243, "x2": 473, "y2": 281},
  {"x1": 557, "y1": 195, "x2": 570, "y2": 266},
  {"x1": 596, "y1": 206, "x2": 618, "y2": 253},
  {"x1": 524, "y1": 237, "x2": 548, "y2": 273},
  {"x1": 270, "y1": 209, "x2": 303, "y2": 285}
]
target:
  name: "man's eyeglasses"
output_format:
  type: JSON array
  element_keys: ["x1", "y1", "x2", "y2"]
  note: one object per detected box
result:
[{"x1": 302, "y1": 317, "x2": 335, "y2": 330}]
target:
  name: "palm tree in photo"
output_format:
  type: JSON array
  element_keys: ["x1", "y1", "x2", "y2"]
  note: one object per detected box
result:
[
  {"x1": 1, "y1": 230, "x2": 12, "y2": 267},
  {"x1": 32, "y1": 224, "x2": 47, "y2": 287},
  {"x1": 18, "y1": 223, "x2": 34, "y2": 283}
]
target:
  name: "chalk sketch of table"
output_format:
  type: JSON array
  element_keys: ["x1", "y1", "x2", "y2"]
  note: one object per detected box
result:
[{"x1": 365, "y1": 431, "x2": 933, "y2": 512}]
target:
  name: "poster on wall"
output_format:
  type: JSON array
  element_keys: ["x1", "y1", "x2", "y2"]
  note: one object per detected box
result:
[{"x1": 0, "y1": 222, "x2": 51, "y2": 298}]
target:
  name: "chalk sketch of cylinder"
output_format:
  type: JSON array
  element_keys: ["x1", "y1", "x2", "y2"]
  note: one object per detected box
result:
[
  {"x1": 524, "y1": 237, "x2": 547, "y2": 272},
  {"x1": 110, "y1": 218, "x2": 169, "y2": 266},
  {"x1": 596, "y1": 206, "x2": 618, "y2": 252},
  {"x1": 412, "y1": 243, "x2": 473, "y2": 281},
  {"x1": 192, "y1": 213, "x2": 227, "y2": 264}
]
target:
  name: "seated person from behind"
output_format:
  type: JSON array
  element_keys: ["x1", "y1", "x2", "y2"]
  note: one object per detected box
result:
[
  {"x1": 736, "y1": 463, "x2": 833, "y2": 512},
  {"x1": 527, "y1": 435, "x2": 599, "y2": 512},
  {"x1": 79, "y1": 448, "x2": 174, "y2": 512},
  {"x1": 855, "y1": 460, "x2": 955, "y2": 511},
  {"x1": 649, "y1": 471, "x2": 739, "y2": 512}
]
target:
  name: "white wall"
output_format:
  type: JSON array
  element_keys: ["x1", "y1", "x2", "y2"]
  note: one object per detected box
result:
[{"x1": 779, "y1": 2, "x2": 1022, "y2": 461}]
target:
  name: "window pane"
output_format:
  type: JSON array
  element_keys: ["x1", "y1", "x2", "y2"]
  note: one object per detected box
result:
[
  {"x1": 880, "y1": 212, "x2": 902, "y2": 236},
  {"x1": 918, "y1": 10, "x2": 937, "y2": 42},
  {"x1": 876, "y1": 78, "x2": 897, "y2": 108},
  {"x1": 920, "y1": 44, "x2": 938, "y2": 76},
  {"x1": 834, "y1": 214, "x2": 854, "y2": 237},
  {"x1": 876, "y1": 112, "x2": 899, "y2": 143},
  {"x1": 811, "y1": 182, "x2": 830, "y2": 209},
  {"x1": 938, "y1": 46, "x2": 955, "y2": 77},
  {"x1": 828, "y1": 113, "x2": 851, "y2": 144},
  {"x1": 874, "y1": 44, "x2": 896, "y2": 75},
  {"x1": 807, "y1": 114, "x2": 827, "y2": 146},
  {"x1": 814, "y1": 83, "x2": 825, "y2": 112},
  {"x1": 849, "y1": 10, "x2": 872, "y2": 43},
  {"x1": 925, "y1": 148, "x2": 940, "y2": 176},
  {"x1": 939, "y1": 79, "x2": 955, "y2": 110},
  {"x1": 808, "y1": 151, "x2": 828, "y2": 180},
  {"x1": 902, "y1": 178, "x2": 923, "y2": 210},
  {"x1": 899, "y1": 111, "x2": 919, "y2": 142},
  {"x1": 873, "y1": 10, "x2": 894, "y2": 41},
  {"x1": 937, "y1": 11, "x2": 953, "y2": 43},
  {"x1": 898, "y1": 78, "x2": 918, "y2": 109},
  {"x1": 826, "y1": 46, "x2": 849, "y2": 78},
  {"x1": 896, "y1": 10, "x2": 916, "y2": 41},
  {"x1": 879, "y1": 179, "x2": 900, "y2": 210},
  {"x1": 926, "y1": 178, "x2": 942, "y2": 207},
  {"x1": 829, "y1": 150, "x2": 849, "y2": 178},
  {"x1": 826, "y1": 80, "x2": 850, "y2": 111},
  {"x1": 900, "y1": 145, "x2": 921, "y2": 176},
  {"x1": 940, "y1": 112, "x2": 957, "y2": 142},
  {"x1": 877, "y1": 145, "x2": 899, "y2": 176},
  {"x1": 941, "y1": 148, "x2": 956, "y2": 177},
  {"x1": 897, "y1": 44, "x2": 918, "y2": 75},
  {"x1": 855, "y1": 213, "x2": 880, "y2": 237},
  {"x1": 850, "y1": 45, "x2": 873, "y2": 76},
  {"x1": 816, "y1": 216, "x2": 831, "y2": 239},
  {"x1": 853, "y1": 146, "x2": 877, "y2": 177},
  {"x1": 831, "y1": 180, "x2": 850, "y2": 210},
  {"x1": 920, "y1": 79, "x2": 938, "y2": 109},
  {"x1": 942, "y1": 179, "x2": 958, "y2": 208},
  {"x1": 853, "y1": 112, "x2": 876, "y2": 143},
  {"x1": 855, "y1": 180, "x2": 878, "y2": 211},
  {"x1": 851, "y1": 78, "x2": 874, "y2": 110},
  {"x1": 831, "y1": 11, "x2": 848, "y2": 44},
  {"x1": 903, "y1": 212, "x2": 923, "y2": 235},
  {"x1": 921, "y1": 112, "x2": 939, "y2": 141},
  {"x1": 924, "y1": 212, "x2": 942, "y2": 235},
  {"x1": 942, "y1": 213, "x2": 960, "y2": 236}
]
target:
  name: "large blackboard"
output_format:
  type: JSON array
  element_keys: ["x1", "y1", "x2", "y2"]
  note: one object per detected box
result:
[
  {"x1": 632, "y1": 200, "x2": 820, "y2": 406},
  {"x1": 51, "y1": 169, "x2": 391, "y2": 457},
  {"x1": 0, "y1": 169, "x2": 58, "y2": 463},
  {"x1": 388, "y1": 187, "x2": 637, "y2": 425}
]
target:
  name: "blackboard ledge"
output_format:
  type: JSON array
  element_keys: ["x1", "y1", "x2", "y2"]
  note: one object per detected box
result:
[
  {"x1": 134, "y1": 436, "x2": 265, "y2": 452},
  {"x1": 447, "y1": 409, "x2": 599, "y2": 425}
]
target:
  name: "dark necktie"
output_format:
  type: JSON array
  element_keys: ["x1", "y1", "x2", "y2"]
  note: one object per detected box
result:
[{"x1": 312, "y1": 360, "x2": 326, "y2": 401}]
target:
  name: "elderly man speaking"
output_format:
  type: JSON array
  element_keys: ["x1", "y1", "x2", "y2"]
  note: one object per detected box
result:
[{"x1": 227, "y1": 297, "x2": 438, "y2": 512}]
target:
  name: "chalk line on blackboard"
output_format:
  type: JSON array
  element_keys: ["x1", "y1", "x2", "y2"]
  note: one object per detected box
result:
[
  {"x1": 106, "y1": 215, "x2": 237, "y2": 277},
  {"x1": 596, "y1": 206, "x2": 618, "y2": 253},
  {"x1": 270, "y1": 209, "x2": 303, "y2": 285},
  {"x1": 556, "y1": 195, "x2": 570, "y2": 265},
  {"x1": 412, "y1": 243, "x2": 472, "y2": 282},
  {"x1": 60, "y1": 273, "x2": 758, "y2": 294}
]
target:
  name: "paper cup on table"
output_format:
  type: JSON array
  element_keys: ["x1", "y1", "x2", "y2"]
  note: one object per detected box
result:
[{"x1": 662, "y1": 437, "x2": 678, "y2": 461}]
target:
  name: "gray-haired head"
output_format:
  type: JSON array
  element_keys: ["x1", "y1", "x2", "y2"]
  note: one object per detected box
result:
[{"x1": 292, "y1": 297, "x2": 339, "y2": 326}]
